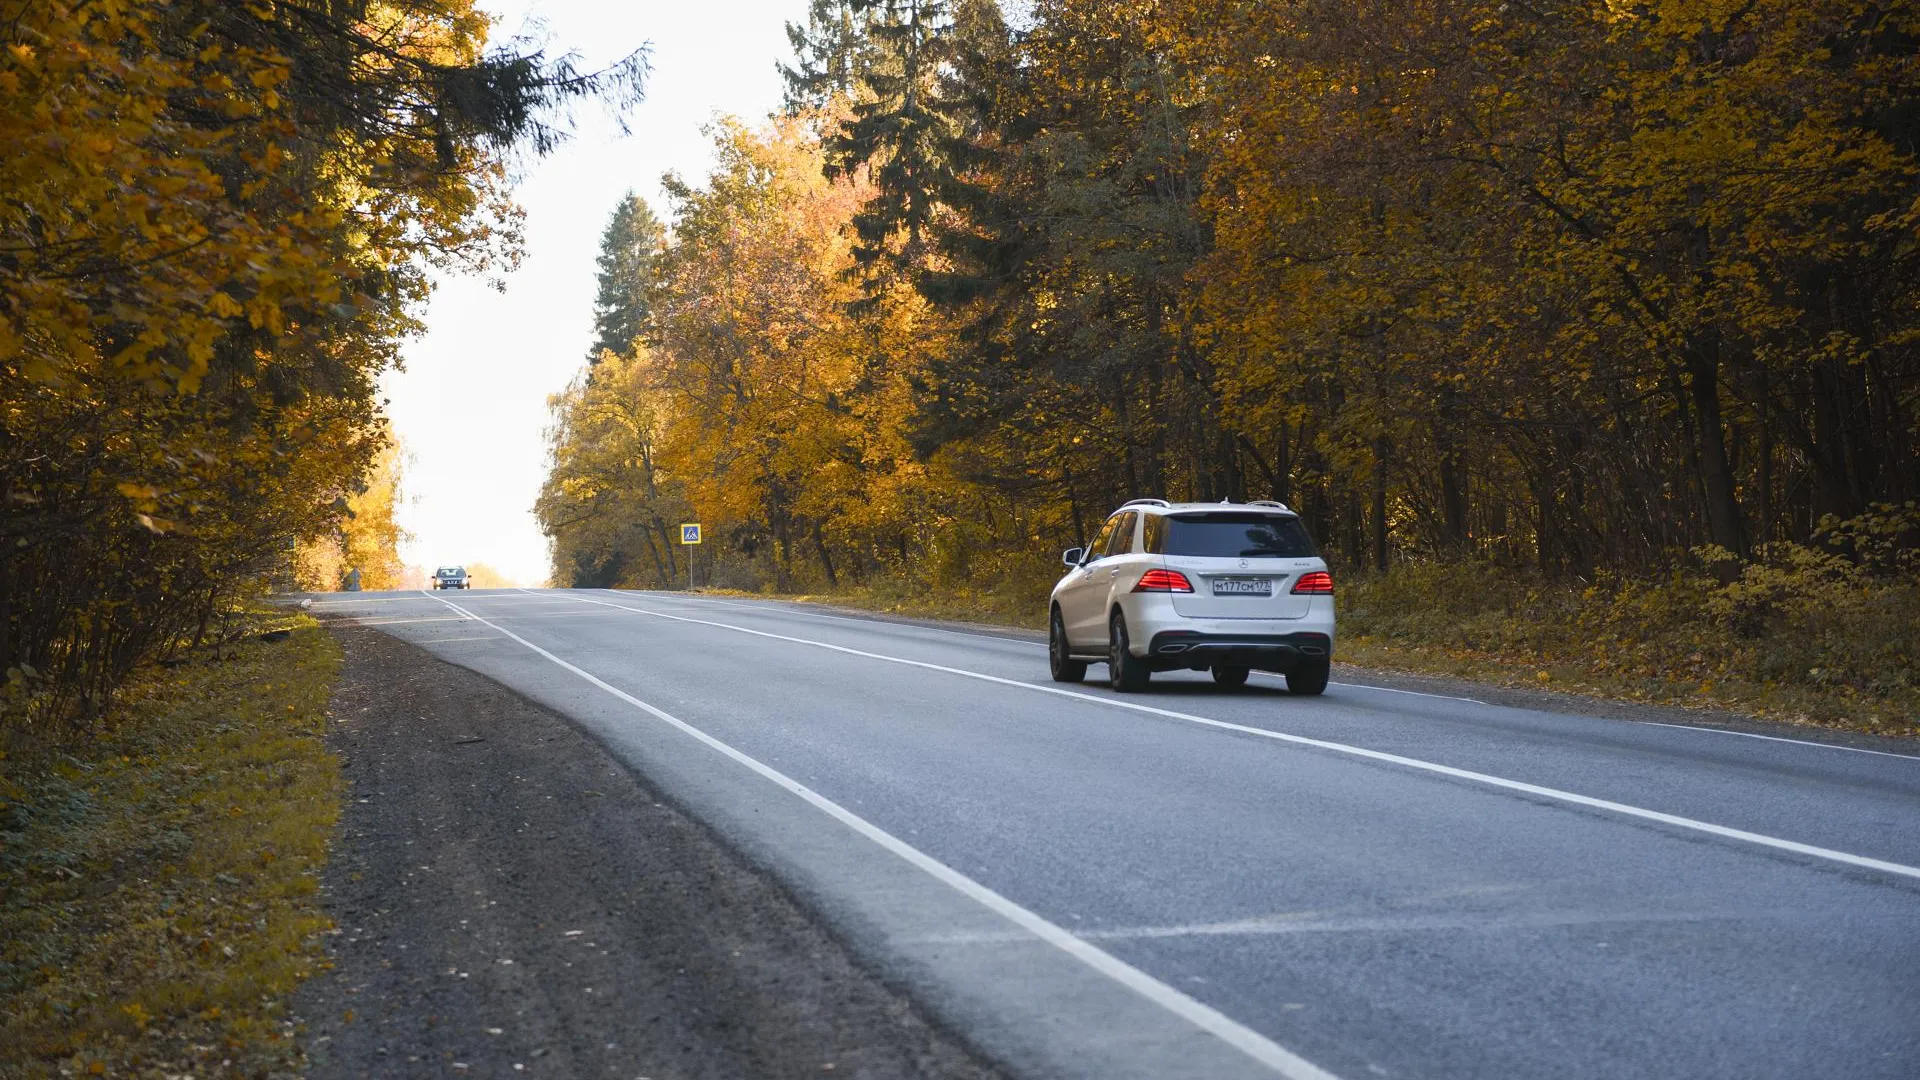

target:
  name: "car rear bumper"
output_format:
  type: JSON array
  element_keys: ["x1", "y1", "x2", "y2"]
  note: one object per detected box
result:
[
  {"x1": 1121, "y1": 595, "x2": 1333, "y2": 659},
  {"x1": 1144, "y1": 629, "x2": 1331, "y2": 672}
]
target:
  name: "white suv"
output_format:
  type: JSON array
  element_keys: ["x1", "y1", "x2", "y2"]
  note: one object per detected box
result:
[{"x1": 1047, "y1": 500, "x2": 1334, "y2": 694}]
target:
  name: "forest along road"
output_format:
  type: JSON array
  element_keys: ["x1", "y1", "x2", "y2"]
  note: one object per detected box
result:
[{"x1": 313, "y1": 587, "x2": 1920, "y2": 1080}]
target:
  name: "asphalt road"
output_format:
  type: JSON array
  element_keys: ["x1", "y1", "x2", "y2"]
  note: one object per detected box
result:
[{"x1": 314, "y1": 587, "x2": 1920, "y2": 1080}]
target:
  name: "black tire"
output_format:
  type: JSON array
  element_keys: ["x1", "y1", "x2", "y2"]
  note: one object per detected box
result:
[
  {"x1": 1107, "y1": 611, "x2": 1151, "y2": 692},
  {"x1": 1049, "y1": 608, "x2": 1087, "y2": 683},
  {"x1": 1286, "y1": 655, "x2": 1330, "y2": 696},
  {"x1": 1212, "y1": 665, "x2": 1250, "y2": 688}
]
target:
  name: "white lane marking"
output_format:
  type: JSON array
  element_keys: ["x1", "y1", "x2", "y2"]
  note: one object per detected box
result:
[
  {"x1": 915, "y1": 906, "x2": 1765, "y2": 945},
  {"x1": 1633, "y1": 721, "x2": 1920, "y2": 762},
  {"x1": 309, "y1": 590, "x2": 520, "y2": 604},
  {"x1": 347, "y1": 610, "x2": 622, "y2": 627},
  {"x1": 544, "y1": 592, "x2": 1920, "y2": 884},
  {"x1": 1325, "y1": 682, "x2": 1484, "y2": 705},
  {"x1": 619, "y1": 589, "x2": 1049, "y2": 646},
  {"x1": 1327, "y1": 683, "x2": 1485, "y2": 704},
  {"x1": 1247, "y1": 671, "x2": 1487, "y2": 706},
  {"x1": 601, "y1": 591, "x2": 1488, "y2": 705},
  {"x1": 585, "y1": 591, "x2": 1914, "y2": 760},
  {"x1": 416, "y1": 590, "x2": 1339, "y2": 1080}
]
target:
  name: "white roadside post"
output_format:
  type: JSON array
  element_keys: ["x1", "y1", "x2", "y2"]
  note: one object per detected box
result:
[{"x1": 680, "y1": 522, "x2": 702, "y2": 591}]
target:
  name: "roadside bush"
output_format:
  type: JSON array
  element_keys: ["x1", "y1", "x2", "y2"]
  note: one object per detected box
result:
[{"x1": 1341, "y1": 506, "x2": 1920, "y2": 731}]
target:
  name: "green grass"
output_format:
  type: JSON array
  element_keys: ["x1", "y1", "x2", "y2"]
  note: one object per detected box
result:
[{"x1": 0, "y1": 617, "x2": 343, "y2": 1078}]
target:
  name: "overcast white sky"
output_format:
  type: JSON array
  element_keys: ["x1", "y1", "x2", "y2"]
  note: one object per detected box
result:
[{"x1": 387, "y1": 1, "x2": 806, "y2": 585}]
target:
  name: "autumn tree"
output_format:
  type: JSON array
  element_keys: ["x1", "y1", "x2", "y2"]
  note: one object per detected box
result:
[
  {"x1": 295, "y1": 442, "x2": 411, "y2": 591},
  {"x1": 542, "y1": 0, "x2": 1919, "y2": 619},
  {"x1": 538, "y1": 350, "x2": 687, "y2": 588},
  {"x1": 2, "y1": 0, "x2": 644, "y2": 723}
]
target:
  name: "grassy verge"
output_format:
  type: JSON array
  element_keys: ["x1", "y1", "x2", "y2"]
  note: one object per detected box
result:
[
  {"x1": 1, "y1": 617, "x2": 343, "y2": 1078},
  {"x1": 1333, "y1": 560, "x2": 1918, "y2": 737},
  {"x1": 698, "y1": 554, "x2": 1918, "y2": 738}
]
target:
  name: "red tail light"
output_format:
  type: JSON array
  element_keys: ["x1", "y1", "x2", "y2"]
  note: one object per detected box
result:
[
  {"x1": 1291, "y1": 571, "x2": 1333, "y2": 594},
  {"x1": 1133, "y1": 569, "x2": 1194, "y2": 593}
]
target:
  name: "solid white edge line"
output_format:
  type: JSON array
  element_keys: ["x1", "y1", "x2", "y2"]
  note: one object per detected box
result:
[
  {"x1": 619, "y1": 591, "x2": 1490, "y2": 705},
  {"x1": 584, "y1": 591, "x2": 1914, "y2": 759},
  {"x1": 416, "y1": 590, "x2": 1341, "y2": 1080},
  {"x1": 540, "y1": 590, "x2": 1920, "y2": 885},
  {"x1": 1632, "y1": 721, "x2": 1920, "y2": 762},
  {"x1": 1248, "y1": 670, "x2": 1487, "y2": 706},
  {"x1": 632, "y1": 589, "x2": 1049, "y2": 645}
]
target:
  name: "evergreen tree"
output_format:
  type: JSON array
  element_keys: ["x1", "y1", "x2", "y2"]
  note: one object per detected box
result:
[
  {"x1": 589, "y1": 194, "x2": 667, "y2": 362},
  {"x1": 780, "y1": 0, "x2": 872, "y2": 112},
  {"x1": 821, "y1": 0, "x2": 975, "y2": 288}
]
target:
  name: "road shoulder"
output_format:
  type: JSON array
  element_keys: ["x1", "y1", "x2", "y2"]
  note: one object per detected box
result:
[{"x1": 294, "y1": 621, "x2": 1003, "y2": 1080}]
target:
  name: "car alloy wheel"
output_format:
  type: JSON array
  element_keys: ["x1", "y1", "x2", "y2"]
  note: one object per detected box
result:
[
  {"x1": 1049, "y1": 608, "x2": 1087, "y2": 683},
  {"x1": 1108, "y1": 611, "x2": 1150, "y2": 692}
]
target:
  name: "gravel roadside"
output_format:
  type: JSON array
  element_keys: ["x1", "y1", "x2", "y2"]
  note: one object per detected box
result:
[{"x1": 293, "y1": 622, "x2": 1005, "y2": 1080}]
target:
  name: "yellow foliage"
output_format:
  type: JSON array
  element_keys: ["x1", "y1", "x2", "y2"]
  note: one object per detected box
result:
[
  {"x1": 295, "y1": 442, "x2": 411, "y2": 592},
  {"x1": 2, "y1": 0, "x2": 550, "y2": 723}
]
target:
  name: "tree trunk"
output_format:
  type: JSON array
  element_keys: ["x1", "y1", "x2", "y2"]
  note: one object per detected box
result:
[
  {"x1": 1439, "y1": 450, "x2": 1468, "y2": 551},
  {"x1": 812, "y1": 521, "x2": 838, "y2": 588},
  {"x1": 639, "y1": 526, "x2": 669, "y2": 586},
  {"x1": 1757, "y1": 393, "x2": 1774, "y2": 547},
  {"x1": 1063, "y1": 463, "x2": 1085, "y2": 546},
  {"x1": 1685, "y1": 341, "x2": 1750, "y2": 560},
  {"x1": 1343, "y1": 487, "x2": 1365, "y2": 567},
  {"x1": 1273, "y1": 422, "x2": 1291, "y2": 506},
  {"x1": 1370, "y1": 439, "x2": 1389, "y2": 573},
  {"x1": 651, "y1": 516, "x2": 679, "y2": 576}
]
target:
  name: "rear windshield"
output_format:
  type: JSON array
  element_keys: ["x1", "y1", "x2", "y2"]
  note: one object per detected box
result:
[{"x1": 1149, "y1": 513, "x2": 1318, "y2": 558}]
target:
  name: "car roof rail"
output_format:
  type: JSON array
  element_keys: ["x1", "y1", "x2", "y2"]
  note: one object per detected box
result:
[
  {"x1": 1245, "y1": 499, "x2": 1294, "y2": 512},
  {"x1": 1120, "y1": 498, "x2": 1171, "y2": 509}
]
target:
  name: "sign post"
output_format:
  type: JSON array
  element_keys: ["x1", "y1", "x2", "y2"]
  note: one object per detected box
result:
[{"x1": 679, "y1": 522, "x2": 701, "y2": 591}]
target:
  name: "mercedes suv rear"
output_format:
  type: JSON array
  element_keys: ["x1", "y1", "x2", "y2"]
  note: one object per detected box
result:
[{"x1": 1047, "y1": 500, "x2": 1334, "y2": 694}]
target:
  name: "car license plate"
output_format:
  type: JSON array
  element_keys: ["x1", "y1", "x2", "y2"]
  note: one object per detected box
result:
[{"x1": 1212, "y1": 577, "x2": 1272, "y2": 596}]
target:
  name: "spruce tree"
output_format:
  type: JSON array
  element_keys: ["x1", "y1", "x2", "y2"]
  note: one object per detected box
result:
[
  {"x1": 779, "y1": 0, "x2": 872, "y2": 112},
  {"x1": 821, "y1": 0, "x2": 974, "y2": 288},
  {"x1": 589, "y1": 193, "x2": 666, "y2": 362}
]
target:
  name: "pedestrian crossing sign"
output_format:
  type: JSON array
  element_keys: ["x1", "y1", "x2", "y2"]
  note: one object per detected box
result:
[{"x1": 680, "y1": 523, "x2": 702, "y2": 545}]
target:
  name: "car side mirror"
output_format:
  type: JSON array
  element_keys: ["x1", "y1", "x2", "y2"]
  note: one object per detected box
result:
[{"x1": 1062, "y1": 547, "x2": 1084, "y2": 567}]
